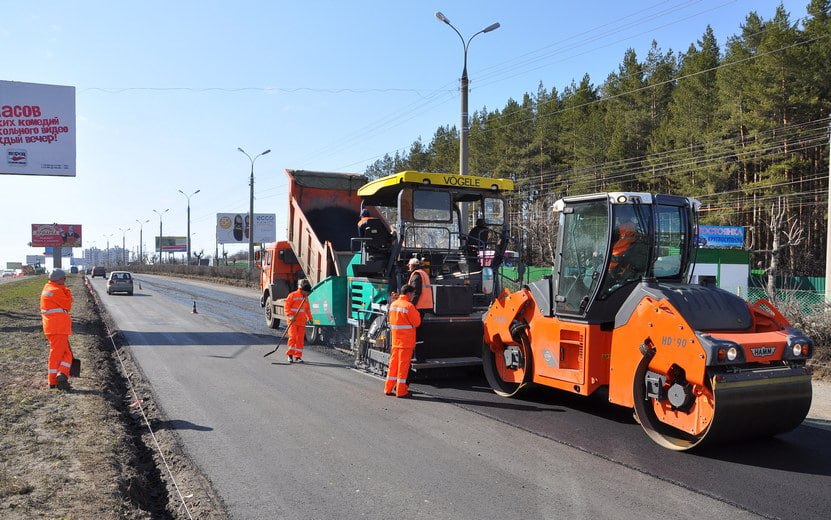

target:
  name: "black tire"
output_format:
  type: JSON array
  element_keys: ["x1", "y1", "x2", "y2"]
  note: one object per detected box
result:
[
  {"x1": 305, "y1": 325, "x2": 319, "y2": 345},
  {"x1": 265, "y1": 296, "x2": 280, "y2": 329}
]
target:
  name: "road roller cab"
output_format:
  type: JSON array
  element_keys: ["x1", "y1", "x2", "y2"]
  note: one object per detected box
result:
[{"x1": 482, "y1": 192, "x2": 814, "y2": 450}]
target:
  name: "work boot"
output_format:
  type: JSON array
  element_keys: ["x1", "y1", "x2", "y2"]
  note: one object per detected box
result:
[
  {"x1": 295, "y1": 358, "x2": 303, "y2": 364},
  {"x1": 56, "y1": 373, "x2": 71, "y2": 391},
  {"x1": 287, "y1": 356, "x2": 294, "y2": 364}
]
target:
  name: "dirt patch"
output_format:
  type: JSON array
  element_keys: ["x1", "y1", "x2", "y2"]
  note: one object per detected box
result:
[{"x1": 0, "y1": 275, "x2": 226, "y2": 519}]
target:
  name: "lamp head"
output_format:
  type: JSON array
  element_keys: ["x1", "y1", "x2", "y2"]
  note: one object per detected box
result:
[
  {"x1": 483, "y1": 22, "x2": 500, "y2": 33},
  {"x1": 435, "y1": 11, "x2": 450, "y2": 24}
]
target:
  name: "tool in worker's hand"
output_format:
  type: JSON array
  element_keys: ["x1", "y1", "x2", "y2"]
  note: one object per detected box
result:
[
  {"x1": 263, "y1": 318, "x2": 295, "y2": 357},
  {"x1": 263, "y1": 294, "x2": 307, "y2": 358}
]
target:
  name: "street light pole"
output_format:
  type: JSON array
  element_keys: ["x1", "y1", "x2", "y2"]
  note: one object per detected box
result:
[
  {"x1": 153, "y1": 209, "x2": 169, "y2": 264},
  {"x1": 435, "y1": 12, "x2": 500, "y2": 178},
  {"x1": 238, "y1": 147, "x2": 271, "y2": 278},
  {"x1": 135, "y1": 218, "x2": 149, "y2": 265},
  {"x1": 436, "y1": 13, "x2": 500, "y2": 230},
  {"x1": 104, "y1": 234, "x2": 113, "y2": 268},
  {"x1": 118, "y1": 227, "x2": 131, "y2": 265},
  {"x1": 178, "y1": 189, "x2": 200, "y2": 265}
]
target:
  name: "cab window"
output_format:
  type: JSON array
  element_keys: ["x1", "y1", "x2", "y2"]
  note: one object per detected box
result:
[{"x1": 413, "y1": 190, "x2": 452, "y2": 222}]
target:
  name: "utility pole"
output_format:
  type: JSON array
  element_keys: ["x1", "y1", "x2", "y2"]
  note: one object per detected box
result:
[{"x1": 825, "y1": 121, "x2": 831, "y2": 303}]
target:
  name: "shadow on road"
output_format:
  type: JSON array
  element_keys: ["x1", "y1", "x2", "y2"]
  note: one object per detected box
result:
[
  {"x1": 693, "y1": 425, "x2": 831, "y2": 477},
  {"x1": 151, "y1": 418, "x2": 213, "y2": 432}
]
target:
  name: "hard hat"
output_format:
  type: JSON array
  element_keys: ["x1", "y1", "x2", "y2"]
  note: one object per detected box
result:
[
  {"x1": 299, "y1": 279, "x2": 312, "y2": 291},
  {"x1": 49, "y1": 269, "x2": 66, "y2": 281},
  {"x1": 408, "y1": 258, "x2": 420, "y2": 266}
]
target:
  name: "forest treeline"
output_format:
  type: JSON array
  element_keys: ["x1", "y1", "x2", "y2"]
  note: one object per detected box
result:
[{"x1": 364, "y1": 1, "x2": 831, "y2": 277}]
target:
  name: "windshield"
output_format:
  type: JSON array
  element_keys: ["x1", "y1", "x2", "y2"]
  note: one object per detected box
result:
[{"x1": 556, "y1": 200, "x2": 609, "y2": 315}]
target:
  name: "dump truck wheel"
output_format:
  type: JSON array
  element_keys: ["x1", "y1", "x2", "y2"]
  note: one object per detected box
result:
[
  {"x1": 305, "y1": 325, "x2": 319, "y2": 345},
  {"x1": 265, "y1": 297, "x2": 280, "y2": 330}
]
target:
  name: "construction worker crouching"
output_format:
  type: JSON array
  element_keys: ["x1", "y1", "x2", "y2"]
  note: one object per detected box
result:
[
  {"x1": 41, "y1": 269, "x2": 73, "y2": 390},
  {"x1": 406, "y1": 257, "x2": 433, "y2": 312},
  {"x1": 285, "y1": 279, "x2": 312, "y2": 363},
  {"x1": 384, "y1": 284, "x2": 422, "y2": 398}
]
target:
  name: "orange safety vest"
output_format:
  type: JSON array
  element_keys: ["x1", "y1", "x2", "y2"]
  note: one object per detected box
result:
[
  {"x1": 40, "y1": 281, "x2": 73, "y2": 335},
  {"x1": 388, "y1": 295, "x2": 421, "y2": 349},
  {"x1": 408, "y1": 269, "x2": 433, "y2": 311},
  {"x1": 610, "y1": 222, "x2": 639, "y2": 267},
  {"x1": 285, "y1": 289, "x2": 310, "y2": 326}
]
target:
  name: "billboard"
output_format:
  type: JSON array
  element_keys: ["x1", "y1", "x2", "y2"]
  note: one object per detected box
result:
[
  {"x1": 1, "y1": 80, "x2": 76, "y2": 176},
  {"x1": 31, "y1": 223, "x2": 83, "y2": 247},
  {"x1": 697, "y1": 225, "x2": 745, "y2": 248},
  {"x1": 155, "y1": 236, "x2": 187, "y2": 253},
  {"x1": 216, "y1": 213, "x2": 277, "y2": 244},
  {"x1": 26, "y1": 255, "x2": 46, "y2": 264}
]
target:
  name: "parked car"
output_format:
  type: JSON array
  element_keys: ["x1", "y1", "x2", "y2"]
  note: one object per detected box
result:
[
  {"x1": 91, "y1": 266, "x2": 106, "y2": 278},
  {"x1": 106, "y1": 271, "x2": 134, "y2": 295},
  {"x1": 2, "y1": 269, "x2": 15, "y2": 278}
]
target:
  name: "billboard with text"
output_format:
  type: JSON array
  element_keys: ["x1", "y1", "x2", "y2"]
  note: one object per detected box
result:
[
  {"x1": 1, "y1": 80, "x2": 76, "y2": 176},
  {"x1": 697, "y1": 225, "x2": 745, "y2": 248},
  {"x1": 216, "y1": 213, "x2": 276, "y2": 244},
  {"x1": 31, "y1": 223, "x2": 83, "y2": 247},
  {"x1": 155, "y1": 236, "x2": 187, "y2": 252}
]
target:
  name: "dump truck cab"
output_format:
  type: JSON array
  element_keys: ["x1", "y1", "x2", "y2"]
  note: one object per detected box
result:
[{"x1": 349, "y1": 170, "x2": 515, "y2": 375}]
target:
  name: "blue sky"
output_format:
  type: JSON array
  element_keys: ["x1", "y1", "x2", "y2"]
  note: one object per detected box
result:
[{"x1": 0, "y1": 0, "x2": 810, "y2": 266}]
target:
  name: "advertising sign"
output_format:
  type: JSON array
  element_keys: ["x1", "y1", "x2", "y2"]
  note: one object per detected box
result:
[
  {"x1": 1, "y1": 80, "x2": 76, "y2": 176},
  {"x1": 155, "y1": 236, "x2": 188, "y2": 253},
  {"x1": 26, "y1": 255, "x2": 46, "y2": 264},
  {"x1": 216, "y1": 213, "x2": 277, "y2": 244},
  {"x1": 697, "y1": 225, "x2": 745, "y2": 248},
  {"x1": 31, "y1": 223, "x2": 83, "y2": 247},
  {"x1": 6, "y1": 261, "x2": 23, "y2": 269}
]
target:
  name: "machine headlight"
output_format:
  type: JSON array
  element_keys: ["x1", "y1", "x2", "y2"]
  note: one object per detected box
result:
[
  {"x1": 726, "y1": 347, "x2": 738, "y2": 361},
  {"x1": 792, "y1": 343, "x2": 807, "y2": 357}
]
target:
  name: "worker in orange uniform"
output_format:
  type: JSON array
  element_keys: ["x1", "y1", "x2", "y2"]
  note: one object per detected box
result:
[
  {"x1": 285, "y1": 279, "x2": 312, "y2": 363},
  {"x1": 609, "y1": 216, "x2": 641, "y2": 271},
  {"x1": 406, "y1": 257, "x2": 433, "y2": 312},
  {"x1": 40, "y1": 269, "x2": 73, "y2": 390},
  {"x1": 384, "y1": 284, "x2": 422, "y2": 398}
]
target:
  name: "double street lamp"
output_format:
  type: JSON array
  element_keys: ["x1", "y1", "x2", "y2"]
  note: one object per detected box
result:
[
  {"x1": 238, "y1": 147, "x2": 271, "y2": 277},
  {"x1": 118, "y1": 227, "x2": 130, "y2": 265},
  {"x1": 178, "y1": 189, "x2": 200, "y2": 265},
  {"x1": 435, "y1": 12, "x2": 500, "y2": 178},
  {"x1": 135, "y1": 218, "x2": 149, "y2": 265},
  {"x1": 153, "y1": 208, "x2": 169, "y2": 264}
]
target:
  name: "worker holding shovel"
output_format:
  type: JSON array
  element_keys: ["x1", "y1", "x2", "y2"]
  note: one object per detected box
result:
[{"x1": 284, "y1": 279, "x2": 312, "y2": 363}]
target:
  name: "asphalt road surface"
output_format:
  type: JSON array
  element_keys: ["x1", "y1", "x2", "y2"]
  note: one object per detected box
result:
[{"x1": 91, "y1": 274, "x2": 831, "y2": 520}]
